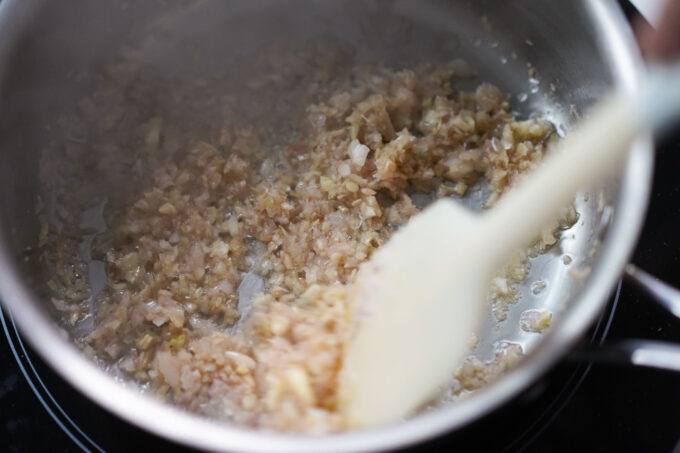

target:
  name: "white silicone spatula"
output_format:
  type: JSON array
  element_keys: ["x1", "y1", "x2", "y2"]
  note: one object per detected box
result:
[{"x1": 339, "y1": 64, "x2": 680, "y2": 428}]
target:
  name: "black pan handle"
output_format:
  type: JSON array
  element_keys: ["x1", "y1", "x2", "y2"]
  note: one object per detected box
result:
[{"x1": 566, "y1": 264, "x2": 680, "y2": 371}]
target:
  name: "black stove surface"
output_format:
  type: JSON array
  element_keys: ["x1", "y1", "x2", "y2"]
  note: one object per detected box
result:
[{"x1": 3, "y1": 5, "x2": 680, "y2": 453}]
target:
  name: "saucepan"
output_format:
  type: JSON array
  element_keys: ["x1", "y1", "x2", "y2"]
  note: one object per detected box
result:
[{"x1": 0, "y1": 0, "x2": 677, "y2": 451}]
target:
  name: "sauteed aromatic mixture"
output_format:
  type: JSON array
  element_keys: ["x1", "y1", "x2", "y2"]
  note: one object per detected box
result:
[{"x1": 41, "y1": 42, "x2": 573, "y2": 432}]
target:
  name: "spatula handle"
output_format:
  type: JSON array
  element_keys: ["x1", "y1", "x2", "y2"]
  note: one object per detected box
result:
[
  {"x1": 639, "y1": 62, "x2": 680, "y2": 131},
  {"x1": 484, "y1": 95, "x2": 637, "y2": 261},
  {"x1": 484, "y1": 63, "x2": 680, "y2": 262}
]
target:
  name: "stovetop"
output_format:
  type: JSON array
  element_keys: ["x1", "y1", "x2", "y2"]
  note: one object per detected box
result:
[{"x1": 2, "y1": 4, "x2": 680, "y2": 453}]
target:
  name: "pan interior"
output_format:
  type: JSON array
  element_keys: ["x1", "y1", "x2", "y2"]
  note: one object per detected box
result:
[{"x1": 0, "y1": 0, "x2": 622, "y2": 432}]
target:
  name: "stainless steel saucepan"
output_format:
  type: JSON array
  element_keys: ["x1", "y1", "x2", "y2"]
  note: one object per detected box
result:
[{"x1": 0, "y1": 1, "x2": 677, "y2": 451}]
